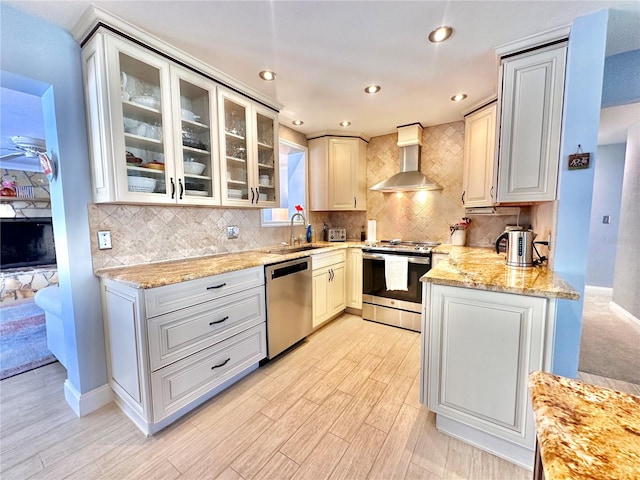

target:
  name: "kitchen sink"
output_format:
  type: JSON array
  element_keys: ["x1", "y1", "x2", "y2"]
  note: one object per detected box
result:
[{"x1": 266, "y1": 245, "x2": 325, "y2": 254}]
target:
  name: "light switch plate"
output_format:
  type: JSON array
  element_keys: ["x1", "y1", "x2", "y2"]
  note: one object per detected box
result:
[
  {"x1": 97, "y1": 230, "x2": 112, "y2": 250},
  {"x1": 227, "y1": 225, "x2": 239, "y2": 239}
]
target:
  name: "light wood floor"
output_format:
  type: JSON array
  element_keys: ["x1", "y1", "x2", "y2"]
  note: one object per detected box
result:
[
  {"x1": 1, "y1": 313, "x2": 536, "y2": 480},
  {"x1": 2, "y1": 314, "x2": 638, "y2": 480}
]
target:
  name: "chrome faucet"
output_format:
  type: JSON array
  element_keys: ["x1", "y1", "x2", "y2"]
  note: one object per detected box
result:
[{"x1": 290, "y1": 212, "x2": 307, "y2": 245}]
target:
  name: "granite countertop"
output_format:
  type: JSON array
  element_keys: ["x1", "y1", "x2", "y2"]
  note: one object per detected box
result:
[
  {"x1": 94, "y1": 242, "x2": 363, "y2": 289},
  {"x1": 529, "y1": 371, "x2": 640, "y2": 480},
  {"x1": 423, "y1": 245, "x2": 579, "y2": 300}
]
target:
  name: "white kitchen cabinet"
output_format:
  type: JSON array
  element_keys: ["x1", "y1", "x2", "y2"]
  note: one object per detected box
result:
[
  {"x1": 312, "y1": 250, "x2": 346, "y2": 328},
  {"x1": 422, "y1": 283, "x2": 556, "y2": 468},
  {"x1": 308, "y1": 137, "x2": 367, "y2": 211},
  {"x1": 218, "y1": 89, "x2": 279, "y2": 207},
  {"x1": 101, "y1": 266, "x2": 266, "y2": 435},
  {"x1": 82, "y1": 31, "x2": 221, "y2": 205},
  {"x1": 497, "y1": 44, "x2": 567, "y2": 203},
  {"x1": 462, "y1": 102, "x2": 497, "y2": 207},
  {"x1": 345, "y1": 247, "x2": 362, "y2": 309}
]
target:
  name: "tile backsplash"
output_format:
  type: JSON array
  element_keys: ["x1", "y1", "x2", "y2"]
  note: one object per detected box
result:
[
  {"x1": 88, "y1": 122, "x2": 546, "y2": 270},
  {"x1": 88, "y1": 204, "x2": 330, "y2": 270}
]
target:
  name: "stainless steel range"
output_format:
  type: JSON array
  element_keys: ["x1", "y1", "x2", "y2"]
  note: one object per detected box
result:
[{"x1": 361, "y1": 239, "x2": 439, "y2": 332}]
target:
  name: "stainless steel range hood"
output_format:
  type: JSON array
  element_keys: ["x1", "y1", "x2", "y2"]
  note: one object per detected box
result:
[{"x1": 370, "y1": 124, "x2": 442, "y2": 192}]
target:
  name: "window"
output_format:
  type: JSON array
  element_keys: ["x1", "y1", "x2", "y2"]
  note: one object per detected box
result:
[{"x1": 261, "y1": 139, "x2": 308, "y2": 226}]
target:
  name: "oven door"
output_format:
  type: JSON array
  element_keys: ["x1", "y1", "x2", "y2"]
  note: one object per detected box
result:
[{"x1": 362, "y1": 252, "x2": 431, "y2": 305}]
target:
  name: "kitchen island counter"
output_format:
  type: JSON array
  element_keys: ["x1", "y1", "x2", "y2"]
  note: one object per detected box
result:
[
  {"x1": 94, "y1": 242, "x2": 363, "y2": 289},
  {"x1": 529, "y1": 370, "x2": 640, "y2": 480},
  {"x1": 424, "y1": 245, "x2": 579, "y2": 300}
]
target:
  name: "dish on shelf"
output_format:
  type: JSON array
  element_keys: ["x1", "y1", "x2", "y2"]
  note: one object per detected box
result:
[
  {"x1": 181, "y1": 109, "x2": 200, "y2": 122},
  {"x1": 185, "y1": 189, "x2": 209, "y2": 197},
  {"x1": 131, "y1": 95, "x2": 160, "y2": 109},
  {"x1": 228, "y1": 188, "x2": 242, "y2": 198},
  {"x1": 125, "y1": 153, "x2": 143, "y2": 165},
  {"x1": 127, "y1": 176, "x2": 157, "y2": 193},
  {"x1": 259, "y1": 193, "x2": 267, "y2": 201},
  {"x1": 183, "y1": 161, "x2": 206, "y2": 175},
  {"x1": 144, "y1": 161, "x2": 165, "y2": 171},
  {"x1": 123, "y1": 117, "x2": 140, "y2": 133}
]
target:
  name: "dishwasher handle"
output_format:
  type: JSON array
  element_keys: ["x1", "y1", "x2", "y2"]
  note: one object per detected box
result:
[{"x1": 268, "y1": 258, "x2": 310, "y2": 280}]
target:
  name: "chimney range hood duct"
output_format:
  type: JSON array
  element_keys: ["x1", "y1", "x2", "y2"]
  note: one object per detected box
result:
[{"x1": 370, "y1": 124, "x2": 442, "y2": 192}]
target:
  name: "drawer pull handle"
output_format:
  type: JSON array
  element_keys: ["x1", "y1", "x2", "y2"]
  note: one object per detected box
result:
[
  {"x1": 207, "y1": 283, "x2": 226, "y2": 290},
  {"x1": 209, "y1": 316, "x2": 229, "y2": 326},
  {"x1": 211, "y1": 358, "x2": 231, "y2": 370}
]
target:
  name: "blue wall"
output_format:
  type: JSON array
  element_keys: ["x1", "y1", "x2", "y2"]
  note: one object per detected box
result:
[
  {"x1": 586, "y1": 143, "x2": 626, "y2": 287},
  {"x1": 601, "y1": 50, "x2": 640, "y2": 107},
  {"x1": 1, "y1": 5, "x2": 107, "y2": 402},
  {"x1": 552, "y1": 9, "x2": 609, "y2": 378}
]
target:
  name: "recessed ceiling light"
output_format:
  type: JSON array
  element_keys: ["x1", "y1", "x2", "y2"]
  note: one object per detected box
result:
[
  {"x1": 451, "y1": 93, "x2": 468, "y2": 102},
  {"x1": 364, "y1": 84, "x2": 381, "y2": 94},
  {"x1": 339, "y1": 121, "x2": 351, "y2": 127},
  {"x1": 428, "y1": 26, "x2": 453, "y2": 43},
  {"x1": 259, "y1": 70, "x2": 277, "y2": 81},
  {"x1": 292, "y1": 120, "x2": 304, "y2": 126}
]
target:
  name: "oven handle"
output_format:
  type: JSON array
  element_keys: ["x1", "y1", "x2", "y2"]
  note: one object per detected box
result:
[{"x1": 362, "y1": 252, "x2": 431, "y2": 265}]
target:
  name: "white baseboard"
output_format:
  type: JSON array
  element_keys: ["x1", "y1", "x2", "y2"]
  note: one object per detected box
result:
[
  {"x1": 64, "y1": 380, "x2": 113, "y2": 417},
  {"x1": 585, "y1": 285, "x2": 613, "y2": 296},
  {"x1": 609, "y1": 301, "x2": 640, "y2": 329}
]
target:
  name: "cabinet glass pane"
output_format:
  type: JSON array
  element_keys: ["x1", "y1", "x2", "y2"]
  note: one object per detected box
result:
[
  {"x1": 179, "y1": 79, "x2": 214, "y2": 199},
  {"x1": 223, "y1": 98, "x2": 248, "y2": 201},
  {"x1": 119, "y1": 52, "x2": 167, "y2": 195},
  {"x1": 256, "y1": 112, "x2": 275, "y2": 202}
]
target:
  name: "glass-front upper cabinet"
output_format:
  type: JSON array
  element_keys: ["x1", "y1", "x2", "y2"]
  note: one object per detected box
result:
[
  {"x1": 254, "y1": 106, "x2": 279, "y2": 207},
  {"x1": 170, "y1": 66, "x2": 219, "y2": 205},
  {"x1": 218, "y1": 89, "x2": 279, "y2": 207},
  {"x1": 82, "y1": 32, "x2": 220, "y2": 205},
  {"x1": 108, "y1": 36, "x2": 174, "y2": 203}
]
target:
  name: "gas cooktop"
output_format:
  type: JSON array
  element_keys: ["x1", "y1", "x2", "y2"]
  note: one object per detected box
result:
[{"x1": 362, "y1": 239, "x2": 440, "y2": 254}]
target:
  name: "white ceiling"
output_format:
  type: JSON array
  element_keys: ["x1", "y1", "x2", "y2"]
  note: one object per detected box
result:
[{"x1": 1, "y1": 0, "x2": 639, "y2": 168}]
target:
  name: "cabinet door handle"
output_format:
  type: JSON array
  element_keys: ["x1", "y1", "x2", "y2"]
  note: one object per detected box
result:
[
  {"x1": 490, "y1": 186, "x2": 494, "y2": 200},
  {"x1": 256, "y1": 187, "x2": 260, "y2": 204},
  {"x1": 209, "y1": 316, "x2": 229, "y2": 326},
  {"x1": 251, "y1": 187, "x2": 255, "y2": 204},
  {"x1": 329, "y1": 268, "x2": 333, "y2": 282},
  {"x1": 354, "y1": 196, "x2": 357, "y2": 209},
  {"x1": 206, "y1": 283, "x2": 226, "y2": 290},
  {"x1": 211, "y1": 358, "x2": 231, "y2": 370},
  {"x1": 461, "y1": 191, "x2": 465, "y2": 205},
  {"x1": 170, "y1": 178, "x2": 175, "y2": 199},
  {"x1": 179, "y1": 178, "x2": 184, "y2": 200}
]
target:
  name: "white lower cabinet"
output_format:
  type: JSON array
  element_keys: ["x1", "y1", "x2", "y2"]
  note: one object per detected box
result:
[
  {"x1": 312, "y1": 250, "x2": 346, "y2": 328},
  {"x1": 422, "y1": 283, "x2": 556, "y2": 469},
  {"x1": 345, "y1": 247, "x2": 363, "y2": 309},
  {"x1": 101, "y1": 266, "x2": 266, "y2": 434}
]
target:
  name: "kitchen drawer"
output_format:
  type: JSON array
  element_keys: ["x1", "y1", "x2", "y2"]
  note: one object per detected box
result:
[
  {"x1": 147, "y1": 285, "x2": 265, "y2": 371},
  {"x1": 145, "y1": 266, "x2": 264, "y2": 317},
  {"x1": 151, "y1": 323, "x2": 266, "y2": 422},
  {"x1": 312, "y1": 249, "x2": 346, "y2": 270}
]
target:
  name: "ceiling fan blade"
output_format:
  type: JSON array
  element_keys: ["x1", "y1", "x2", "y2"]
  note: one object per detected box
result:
[{"x1": 0, "y1": 152, "x2": 25, "y2": 161}]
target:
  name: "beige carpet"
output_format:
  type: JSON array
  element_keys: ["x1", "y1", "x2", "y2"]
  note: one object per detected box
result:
[{"x1": 579, "y1": 289, "x2": 640, "y2": 386}]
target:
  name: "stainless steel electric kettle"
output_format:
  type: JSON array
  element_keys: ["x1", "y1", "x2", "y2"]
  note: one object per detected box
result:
[{"x1": 495, "y1": 229, "x2": 535, "y2": 267}]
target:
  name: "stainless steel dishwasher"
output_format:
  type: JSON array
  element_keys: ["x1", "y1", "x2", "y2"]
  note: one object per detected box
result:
[{"x1": 265, "y1": 256, "x2": 313, "y2": 359}]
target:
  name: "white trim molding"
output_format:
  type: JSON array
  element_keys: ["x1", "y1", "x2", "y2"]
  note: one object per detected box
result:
[
  {"x1": 609, "y1": 301, "x2": 640, "y2": 329},
  {"x1": 64, "y1": 380, "x2": 113, "y2": 417},
  {"x1": 495, "y1": 25, "x2": 570, "y2": 57},
  {"x1": 584, "y1": 285, "x2": 613, "y2": 297}
]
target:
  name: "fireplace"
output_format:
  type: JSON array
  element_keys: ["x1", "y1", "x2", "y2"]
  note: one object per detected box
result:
[{"x1": 0, "y1": 217, "x2": 57, "y2": 269}]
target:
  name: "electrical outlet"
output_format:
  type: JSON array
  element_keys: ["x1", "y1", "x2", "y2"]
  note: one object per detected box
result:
[
  {"x1": 97, "y1": 230, "x2": 112, "y2": 250},
  {"x1": 227, "y1": 225, "x2": 239, "y2": 239},
  {"x1": 603, "y1": 215, "x2": 610, "y2": 224}
]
